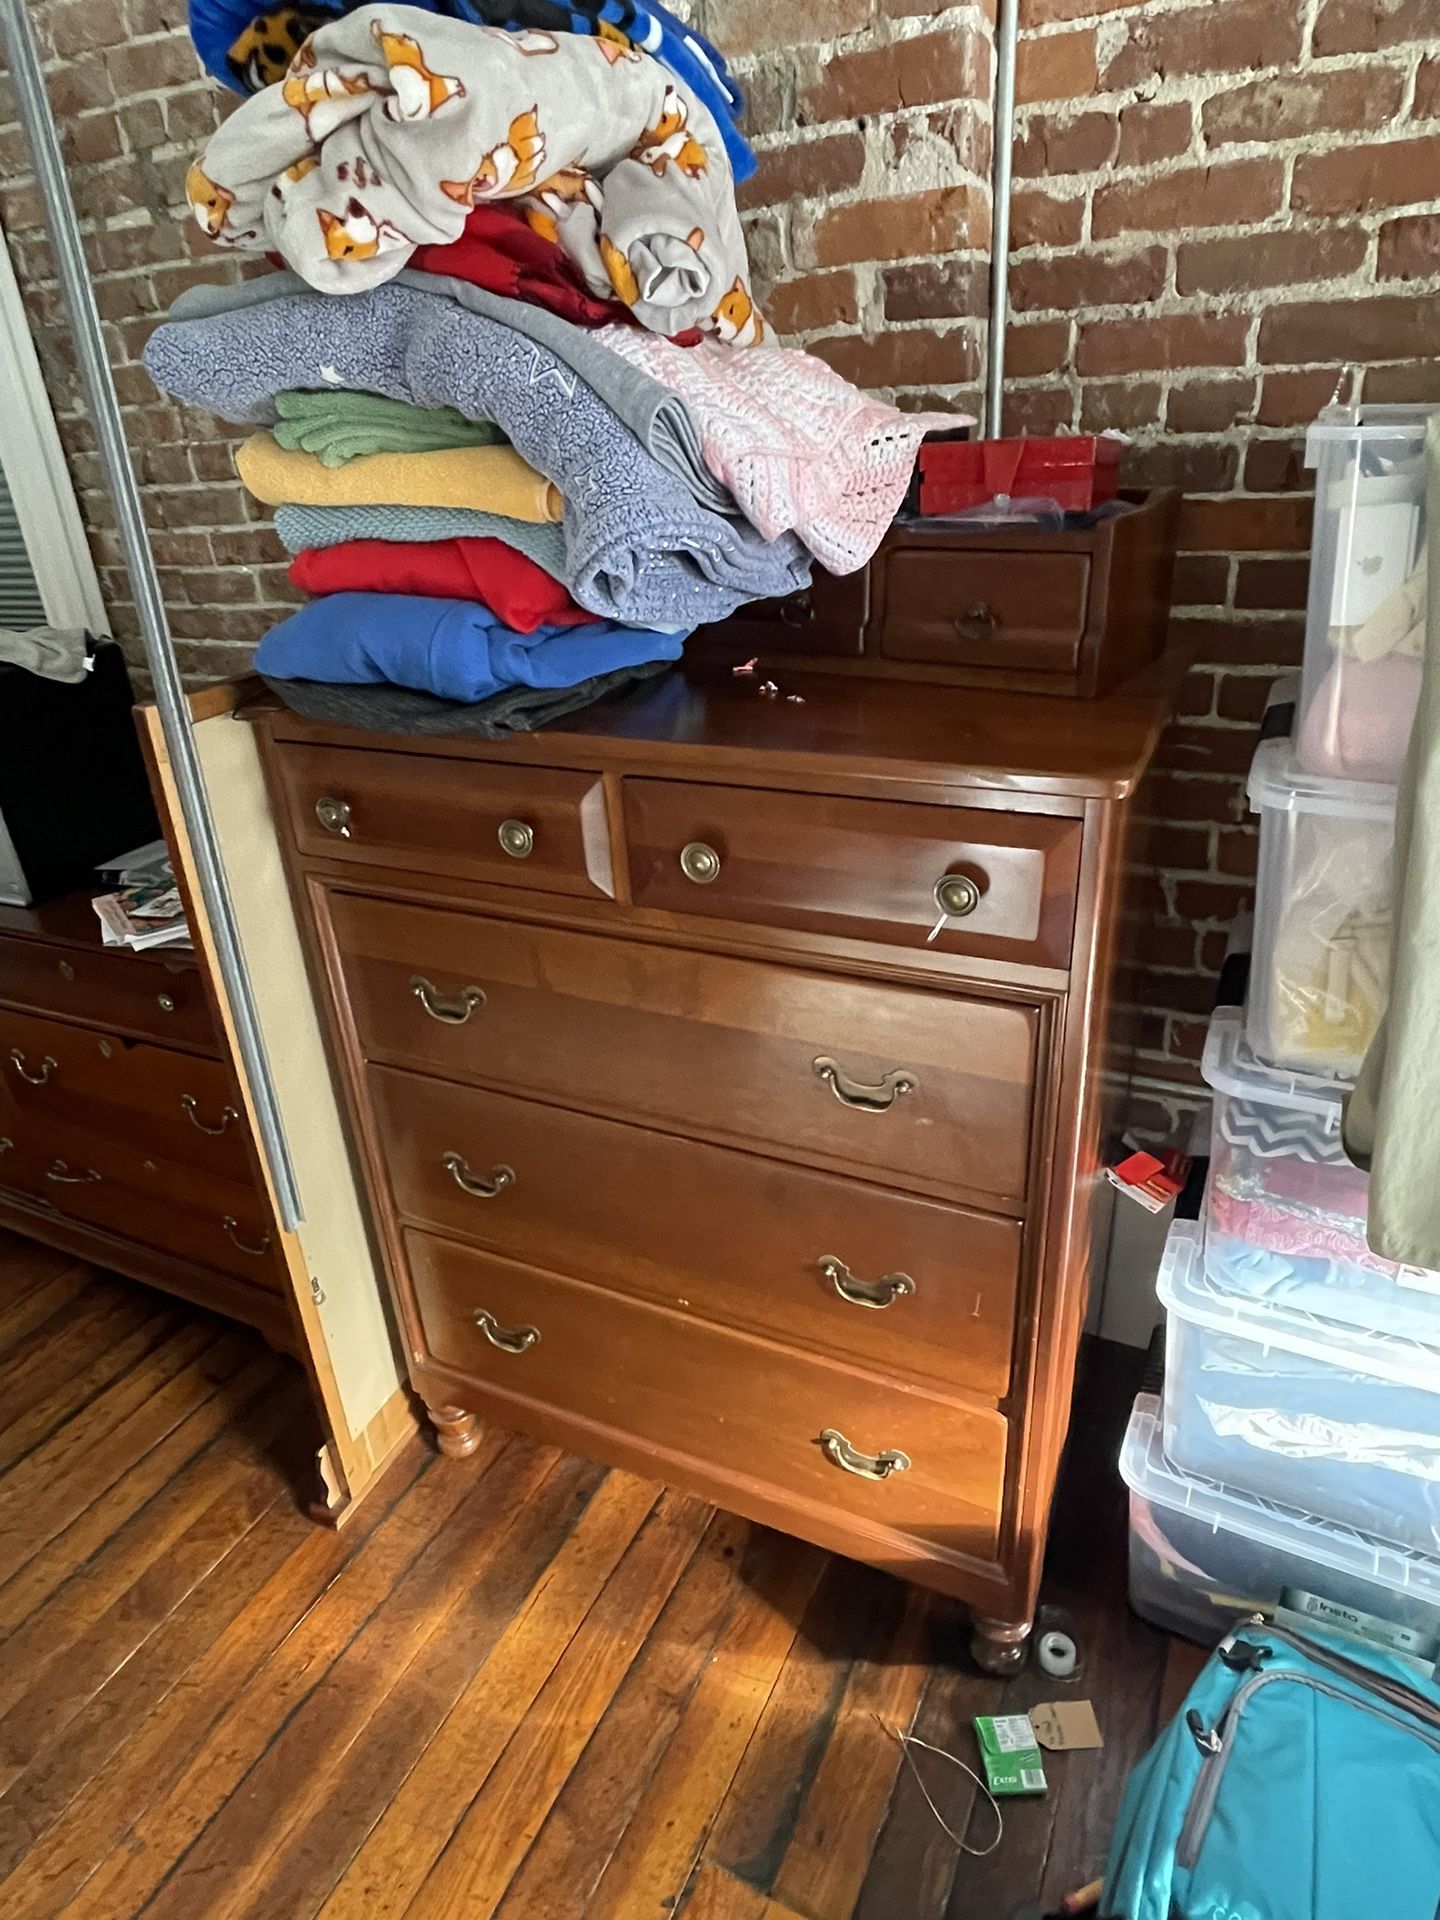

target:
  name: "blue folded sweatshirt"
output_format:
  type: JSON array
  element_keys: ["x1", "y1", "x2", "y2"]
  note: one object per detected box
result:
[{"x1": 255, "y1": 592, "x2": 686, "y2": 705}]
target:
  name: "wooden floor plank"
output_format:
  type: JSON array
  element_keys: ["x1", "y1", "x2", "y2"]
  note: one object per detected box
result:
[
  {"x1": 0, "y1": 1285, "x2": 167, "y2": 1466},
  {"x1": 0, "y1": 1251, "x2": 91, "y2": 1355},
  {"x1": 682, "y1": 1864, "x2": 812, "y2": 1920}
]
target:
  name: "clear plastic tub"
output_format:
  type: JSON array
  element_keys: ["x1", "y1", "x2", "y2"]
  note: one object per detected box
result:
[
  {"x1": 1121, "y1": 1393, "x2": 1440, "y2": 1650},
  {"x1": 1247, "y1": 734, "x2": 1395, "y2": 1077},
  {"x1": 1297, "y1": 403, "x2": 1436, "y2": 786},
  {"x1": 1201, "y1": 1006, "x2": 1440, "y2": 1363},
  {"x1": 1159, "y1": 1221, "x2": 1440, "y2": 1556}
]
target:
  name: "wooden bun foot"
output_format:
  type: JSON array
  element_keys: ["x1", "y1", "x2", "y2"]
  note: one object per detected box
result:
[
  {"x1": 970, "y1": 1613, "x2": 1033, "y2": 1676},
  {"x1": 424, "y1": 1400, "x2": 483, "y2": 1460}
]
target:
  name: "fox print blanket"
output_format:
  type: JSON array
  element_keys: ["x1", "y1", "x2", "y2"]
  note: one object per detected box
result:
[{"x1": 184, "y1": 2, "x2": 760, "y2": 340}]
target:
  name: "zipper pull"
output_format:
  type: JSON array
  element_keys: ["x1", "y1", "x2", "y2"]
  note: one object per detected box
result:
[{"x1": 1186, "y1": 1709, "x2": 1222, "y2": 1757}]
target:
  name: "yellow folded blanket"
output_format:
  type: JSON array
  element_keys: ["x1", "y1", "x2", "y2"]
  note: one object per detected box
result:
[{"x1": 235, "y1": 434, "x2": 562, "y2": 523}]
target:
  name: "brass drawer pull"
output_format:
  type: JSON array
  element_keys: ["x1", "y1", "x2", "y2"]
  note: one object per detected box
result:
[
  {"x1": 951, "y1": 602, "x2": 999, "y2": 642},
  {"x1": 411, "y1": 975, "x2": 486, "y2": 1025},
  {"x1": 45, "y1": 1159, "x2": 101, "y2": 1185},
  {"x1": 473, "y1": 1308, "x2": 539, "y2": 1354},
  {"x1": 315, "y1": 795, "x2": 352, "y2": 838},
  {"x1": 9, "y1": 1049, "x2": 56, "y2": 1086},
  {"x1": 819, "y1": 1428, "x2": 911, "y2": 1481},
  {"x1": 157, "y1": 993, "x2": 177, "y2": 1015},
  {"x1": 812, "y1": 1057, "x2": 915, "y2": 1113},
  {"x1": 442, "y1": 1151, "x2": 515, "y2": 1200},
  {"x1": 679, "y1": 841, "x2": 722, "y2": 886},
  {"x1": 497, "y1": 819, "x2": 535, "y2": 860},
  {"x1": 182, "y1": 1094, "x2": 239, "y2": 1136},
  {"x1": 222, "y1": 1216, "x2": 272, "y2": 1257},
  {"x1": 818, "y1": 1256, "x2": 916, "y2": 1310},
  {"x1": 934, "y1": 873, "x2": 981, "y2": 920}
]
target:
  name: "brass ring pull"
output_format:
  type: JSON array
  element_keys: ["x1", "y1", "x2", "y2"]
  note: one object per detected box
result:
[
  {"x1": 45, "y1": 1160, "x2": 101, "y2": 1185},
  {"x1": 811, "y1": 1057, "x2": 916, "y2": 1114},
  {"x1": 497, "y1": 819, "x2": 535, "y2": 860},
  {"x1": 679, "y1": 841, "x2": 722, "y2": 886},
  {"x1": 442, "y1": 1151, "x2": 515, "y2": 1200},
  {"x1": 157, "y1": 993, "x2": 177, "y2": 1014},
  {"x1": 9, "y1": 1050, "x2": 56, "y2": 1086},
  {"x1": 951, "y1": 602, "x2": 999, "y2": 642},
  {"x1": 411, "y1": 976, "x2": 486, "y2": 1025},
  {"x1": 315, "y1": 795, "x2": 352, "y2": 838},
  {"x1": 818, "y1": 1256, "x2": 916, "y2": 1310},
  {"x1": 222, "y1": 1216, "x2": 272, "y2": 1257},
  {"x1": 819, "y1": 1428, "x2": 911, "y2": 1481},
  {"x1": 934, "y1": 873, "x2": 981, "y2": 920},
  {"x1": 181, "y1": 1095, "x2": 239, "y2": 1136},
  {"x1": 473, "y1": 1308, "x2": 540, "y2": 1354}
]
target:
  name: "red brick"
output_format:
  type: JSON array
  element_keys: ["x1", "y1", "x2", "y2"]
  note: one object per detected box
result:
[
  {"x1": 709, "y1": 0, "x2": 870, "y2": 56},
  {"x1": 1366, "y1": 363, "x2": 1440, "y2": 403},
  {"x1": 48, "y1": 0, "x2": 125, "y2": 57},
  {"x1": 1179, "y1": 498, "x2": 1312, "y2": 552},
  {"x1": 925, "y1": 103, "x2": 993, "y2": 177},
  {"x1": 1259, "y1": 370, "x2": 1346, "y2": 426},
  {"x1": 1294, "y1": 136, "x2": 1440, "y2": 217},
  {"x1": 738, "y1": 132, "x2": 866, "y2": 210},
  {"x1": 801, "y1": 30, "x2": 987, "y2": 124},
  {"x1": 1010, "y1": 187, "x2": 1084, "y2": 248},
  {"x1": 1244, "y1": 439, "x2": 1308, "y2": 492},
  {"x1": 1077, "y1": 313, "x2": 1249, "y2": 376},
  {"x1": 1259, "y1": 295, "x2": 1440, "y2": 365},
  {"x1": 1117, "y1": 101, "x2": 1193, "y2": 169},
  {"x1": 1172, "y1": 553, "x2": 1231, "y2": 605},
  {"x1": 810, "y1": 326, "x2": 981, "y2": 391},
  {"x1": 1015, "y1": 28, "x2": 1097, "y2": 104},
  {"x1": 1080, "y1": 379, "x2": 1164, "y2": 432},
  {"x1": 105, "y1": 33, "x2": 201, "y2": 93},
  {"x1": 1011, "y1": 246, "x2": 1166, "y2": 313},
  {"x1": 1092, "y1": 160, "x2": 1284, "y2": 240},
  {"x1": 1203, "y1": 67, "x2": 1405, "y2": 147},
  {"x1": 1124, "y1": 440, "x2": 1241, "y2": 493},
  {"x1": 810, "y1": 187, "x2": 986, "y2": 267},
  {"x1": 768, "y1": 272, "x2": 861, "y2": 336},
  {"x1": 1176, "y1": 226, "x2": 1368, "y2": 296},
  {"x1": 1013, "y1": 109, "x2": 1117, "y2": 180},
  {"x1": 1001, "y1": 388, "x2": 1076, "y2": 435},
  {"x1": 1021, "y1": 0, "x2": 1138, "y2": 18},
  {"x1": 1378, "y1": 214, "x2": 1440, "y2": 282},
  {"x1": 1141, "y1": 769, "x2": 1250, "y2": 827},
  {"x1": 1314, "y1": 0, "x2": 1430, "y2": 55},
  {"x1": 1165, "y1": 376, "x2": 1257, "y2": 435},
  {"x1": 1006, "y1": 319, "x2": 1071, "y2": 377},
  {"x1": 1103, "y1": 0, "x2": 1304, "y2": 89},
  {"x1": 1170, "y1": 612, "x2": 1307, "y2": 669},
  {"x1": 1416, "y1": 55, "x2": 1440, "y2": 121},
  {"x1": 882, "y1": 258, "x2": 989, "y2": 323},
  {"x1": 1235, "y1": 556, "x2": 1311, "y2": 610},
  {"x1": 1215, "y1": 826, "x2": 1260, "y2": 877}
]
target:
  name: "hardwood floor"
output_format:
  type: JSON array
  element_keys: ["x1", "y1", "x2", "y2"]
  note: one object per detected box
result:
[{"x1": 0, "y1": 1228, "x2": 1198, "y2": 1920}]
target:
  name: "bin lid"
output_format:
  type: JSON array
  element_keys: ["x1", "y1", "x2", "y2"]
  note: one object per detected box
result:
[
  {"x1": 1306, "y1": 402, "x2": 1440, "y2": 461},
  {"x1": 1202, "y1": 1005, "x2": 1350, "y2": 1114},
  {"x1": 1121, "y1": 1393, "x2": 1440, "y2": 1605},
  {"x1": 1246, "y1": 734, "x2": 1397, "y2": 820}
]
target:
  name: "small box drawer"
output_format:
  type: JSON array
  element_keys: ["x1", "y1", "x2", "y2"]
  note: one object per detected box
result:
[
  {"x1": 875, "y1": 547, "x2": 1090, "y2": 675},
  {"x1": 0, "y1": 1007, "x2": 253, "y2": 1186},
  {"x1": 409, "y1": 1230, "x2": 1008, "y2": 1562},
  {"x1": 329, "y1": 894, "x2": 1038, "y2": 1213},
  {"x1": 270, "y1": 741, "x2": 614, "y2": 898},
  {"x1": 370, "y1": 1066, "x2": 1020, "y2": 1399},
  {"x1": 688, "y1": 566, "x2": 868, "y2": 660},
  {"x1": 623, "y1": 780, "x2": 1081, "y2": 969},
  {"x1": 0, "y1": 932, "x2": 217, "y2": 1054}
]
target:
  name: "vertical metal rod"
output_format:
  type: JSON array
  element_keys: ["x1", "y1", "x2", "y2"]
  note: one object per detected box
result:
[
  {"x1": 985, "y1": 0, "x2": 1019, "y2": 439},
  {"x1": 0, "y1": 0, "x2": 304, "y2": 1228}
]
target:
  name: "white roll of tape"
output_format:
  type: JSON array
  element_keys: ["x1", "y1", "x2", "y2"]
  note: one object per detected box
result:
[{"x1": 1037, "y1": 1629, "x2": 1078, "y2": 1679}]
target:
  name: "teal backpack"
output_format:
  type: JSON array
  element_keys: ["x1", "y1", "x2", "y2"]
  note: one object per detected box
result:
[{"x1": 1101, "y1": 1619, "x2": 1440, "y2": 1920}]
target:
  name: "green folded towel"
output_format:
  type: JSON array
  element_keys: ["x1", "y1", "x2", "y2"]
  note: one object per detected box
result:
[{"x1": 272, "y1": 389, "x2": 506, "y2": 468}]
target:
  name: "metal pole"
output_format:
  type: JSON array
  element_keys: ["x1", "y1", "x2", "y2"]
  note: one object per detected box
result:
[
  {"x1": 984, "y1": 0, "x2": 1019, "y2": 440},
  {"x1": 0, "y1": 0, "x2": 304, "y2": 1228}
]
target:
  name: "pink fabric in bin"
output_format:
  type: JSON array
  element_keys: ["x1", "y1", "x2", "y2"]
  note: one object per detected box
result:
[{"x1": 1298, "y1": 650, "x2": 1422, "y2": 784}]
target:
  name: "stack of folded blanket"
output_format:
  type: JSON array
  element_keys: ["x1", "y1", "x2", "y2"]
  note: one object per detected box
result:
[{"x1": 143, "y1": 0, "x2": 969, "y2": 730}]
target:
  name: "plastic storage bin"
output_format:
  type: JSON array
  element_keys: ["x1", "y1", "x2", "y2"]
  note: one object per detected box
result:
[
  {"x1": 1201, "y1": 1006, "x2": 1440, "y2": 1358},
  {"x1": 1297, "y1": 404, "x2": 1435, "y2": 786},
  {"x1": 1121, "y1": 1393, "x2": 1440, "y2": 1651},
  {"x1": 1159, "y1": 1221, "x2": 1440, "y2": 1556},
  {"x1": 1246, "y1": 734, "x2": 1395, "y2": 1078}
]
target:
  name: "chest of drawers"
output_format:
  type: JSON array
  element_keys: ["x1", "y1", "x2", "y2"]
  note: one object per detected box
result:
[{"x1": 255, "y1": 659, "x2": 1177, "y2": 1669}]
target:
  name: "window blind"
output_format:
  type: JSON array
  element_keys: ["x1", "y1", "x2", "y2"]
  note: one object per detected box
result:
[{"x1": 0, "y1": 451, "x2": 47, "y2": 629}]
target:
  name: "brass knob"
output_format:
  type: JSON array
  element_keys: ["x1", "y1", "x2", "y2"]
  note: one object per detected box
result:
[
  {"x1": 497, "y1": 819, "x2": 535, "y2": 860},
  {"x1": 934, "y1": 873, "x2": 981, "y2": 920},
  {"x1": 315, "y1": 795, "x2": 352, "y2": 838},
  {"x1": 679, "y1": 841, "x2": 722, "y2": 886}
]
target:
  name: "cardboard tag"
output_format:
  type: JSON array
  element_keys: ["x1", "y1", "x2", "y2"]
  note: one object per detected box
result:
[{"x1": 1029, "y1": 1700, "x2": 1103, "y2": 1752}]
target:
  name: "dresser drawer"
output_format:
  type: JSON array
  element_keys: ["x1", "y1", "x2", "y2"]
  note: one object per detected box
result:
[
  {"x1": 370, "y1": 1066, "x2": 1020, "y2": 1399},
  {"x1": 0, "y1": 932, "x2": 217, "y2": 1054},
  {"x1": 330, "y1": 894, "x2": 1038, "y2": 1211},
  {"x1": 270, "y1": 741, "x2": 615, "y2": 898},
  {"x1": 410, "y1": 1230, "x2": 1008, "y2": 1561},
  {"x1": 624, "y1": 781, "x2": 1080, "y2": 969},
  {"x1": 875, "y1": 547, "x2": 1090, "y2": 675},
  {"x1": 0, "y1": 1007, "x2": 252, "y2": 1186}
]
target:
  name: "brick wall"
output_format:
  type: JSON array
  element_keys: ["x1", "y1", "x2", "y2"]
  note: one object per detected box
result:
[{"x1": 3, "y1": 0, "x2": 1438, "y2": 1127}]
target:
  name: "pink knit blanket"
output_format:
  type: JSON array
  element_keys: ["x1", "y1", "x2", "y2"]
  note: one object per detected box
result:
[{"x1": 594, "y1": 326, "x2": 966, "y2": 573}]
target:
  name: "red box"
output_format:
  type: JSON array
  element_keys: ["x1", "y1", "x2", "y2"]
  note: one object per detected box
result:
[{"x1": 918, "y1": 434, "x2": 1123, "y2": 516}]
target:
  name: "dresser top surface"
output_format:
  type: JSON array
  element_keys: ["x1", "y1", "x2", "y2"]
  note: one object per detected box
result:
[
  {"x1": 252, "y1": 647, "x2": 1188, "y2": 801},
  {"x1": 0, "y1": 891, "x2": 201, "y2": 972}
]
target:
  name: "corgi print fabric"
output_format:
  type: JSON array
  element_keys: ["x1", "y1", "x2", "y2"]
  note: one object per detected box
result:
[{"x1": 186, "y1": 2, "x2": 758, "y2": 338}]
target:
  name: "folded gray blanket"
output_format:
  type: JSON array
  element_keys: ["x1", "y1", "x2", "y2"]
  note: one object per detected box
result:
[
  {"x1": 170, "y1": 269, "x2": 730, "y2": 515},
  {"x1": 144, "y1": 285, "x2": 810, "y2": 631},
  {"x1": 260, "y1": 659, "x2": 669, "y2": 739},
  {"x1": 274, "y1": 504, "x2": 569, "y2": 579}
]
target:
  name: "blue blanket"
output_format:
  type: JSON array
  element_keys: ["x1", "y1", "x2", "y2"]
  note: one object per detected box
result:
[
  {"x1": 255, "y1": 592, "x2": 685, "y2": 703},
  {"x1": 144, "y1": 284, "x2": 810, "y2": 631}
]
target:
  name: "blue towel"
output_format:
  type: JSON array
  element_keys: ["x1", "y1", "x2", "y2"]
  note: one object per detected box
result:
[
  {"x1": 255, "y1": 592, "x2": 686, "y2": 703},
  {"x1": 143, "y1": 283, "x2": 812, "y2": 632}
]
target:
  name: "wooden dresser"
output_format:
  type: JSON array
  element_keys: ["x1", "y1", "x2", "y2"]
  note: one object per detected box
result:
[
  {"x1": 0, "y1": 893, "x2": 295, "y2": 1348},
  {"x1": 254, "y1": 658, "x2": 1178, "y2": 1668}
]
